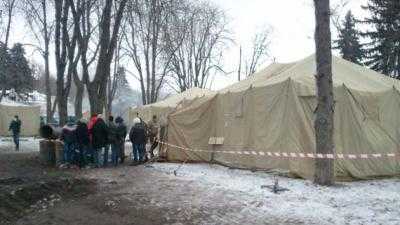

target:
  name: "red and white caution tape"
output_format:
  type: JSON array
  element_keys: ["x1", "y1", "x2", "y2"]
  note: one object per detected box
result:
[{"x1": 158, "y1": 141, "x2": 399, "y2": 160}]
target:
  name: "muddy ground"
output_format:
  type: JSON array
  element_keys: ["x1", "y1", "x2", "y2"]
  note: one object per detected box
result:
[
  {"x1": 0, "y1": 153, "x2": 95, "y2": 225},
  {"x1": 0, "y1": 151, "x2": 297, "y2": 225}
]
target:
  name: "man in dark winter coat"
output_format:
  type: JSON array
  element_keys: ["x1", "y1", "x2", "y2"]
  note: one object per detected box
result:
[
  {"x1": 60, "y1": 120, "x2": 77, "y2": 164},
  {"x1": 107, "y1": 116, "x2": 119, "y2": 166},
  {"x1": 115, "y1": 116, "x2": 127, "y2": 163},
  {"x1": 75, "y1": 120, "x2": 90, "y2": 167},
  {"x1": 129, "y1": 117, "x2": 146, "y2": 163},
  {"x1": 91, "y1": 117, "x2": 108, "y2": 167},
  {"x1": 9, "y1": 115, "x2": 22, "y2": 151}
]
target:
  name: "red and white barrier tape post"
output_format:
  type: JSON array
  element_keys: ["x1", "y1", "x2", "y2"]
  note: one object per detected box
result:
[{"x1": 157, "y1": 141, "x2": 398, "y2": 160}]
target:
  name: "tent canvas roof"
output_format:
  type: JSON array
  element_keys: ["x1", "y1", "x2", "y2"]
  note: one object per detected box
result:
[
  {"x1": 138, "y1": 87, "x2": 215, "y2": 109},
  {"x1": 221, "y1": 54, "x2": 400, "y2": 94}
]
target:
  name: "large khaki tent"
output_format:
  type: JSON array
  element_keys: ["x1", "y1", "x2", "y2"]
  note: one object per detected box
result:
[
  {"x1": 129, "y1": 87, "x2": 215, "y2": 126},
  {"x1": 166, "y1": 55, "x2": 400, "y2": 180},
  {"x1": 0, "y1": 104, "x2": 41, "y2": 136}
]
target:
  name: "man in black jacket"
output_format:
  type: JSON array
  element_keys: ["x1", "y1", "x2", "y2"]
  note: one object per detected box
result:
[
  {"x1": 76, "y1": 120, "x2": 90, "y2": 168},
  {"x1": 115, "y1": 116, "x2": 127, "y2": 163},
  {"x1": 91, "y1": 117, "x2": 108, "y2": 167},
  {"x1": 129, "y1": 117, "x2": 146, "y2": 164},
  {"x1": 9, "y1": 115, "x2": 22, "y2": 151},
  {"x1": 107, "y1": 116, "x2": 119, "y2": 167}
]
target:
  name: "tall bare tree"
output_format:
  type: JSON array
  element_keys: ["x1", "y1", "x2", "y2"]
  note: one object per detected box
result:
[
  {"x1": 106, "y1": 35, "x2": 124, "y2": 117},
  {"x1": 54, "y1": 0, "x2": 69, "y2": 125},
  {"x1": 107, "y1": 66, "x2": 127, "y2": 117},
  {"x1": 89, "y1": 0, "x2": 128, "y2": 114},
  {"x1": 70, "y1": 0, "x2": 128, "y2": 114},
  {"x1": 244, "y1": 26, "x2": 272, "y2": 76},
  {"x1": 1, "y1": 0, "x2": 17, "y2": 48},
  {"x1": 69, "y1": 0, "x2": 128, "y2": 113},
  {"x1": 22, "y1": 0, "x2": 55, "y2": 123},
  {"x1": 54, "y1": 0, "x2": 81, "y2": 125},
  {"x1": 68, "y1": 0, "x2": 99, "y2": 118},
  {"x1": 122, "y1": 0, "x2": 175, "y2": 105},
  {"x1": 313, "y1": 0, "x2": 334, "y2": 185},
  {"x1": 0, "y1": 0, "x2": 17, "y2": 100},
  {"x1": 164, "y1": 1, "x2": 230, "y2": 92}
]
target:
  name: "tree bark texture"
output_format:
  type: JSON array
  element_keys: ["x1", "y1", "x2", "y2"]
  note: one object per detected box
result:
[
  {"x1": 313, "y1": 0, "x2": 335, "y2": 186},
  {"x1": 73, "y1": 70, "x2": 83, "y2": 119},
  {"x1": 4, "y1": 0, "x2": 16, "y2": 48},
  {"x1": 88, "y1": 0, "x2": 128, "y2": 114},
  {"x1": 42, "y1": 0, "x2": 53, "y2": 123}
]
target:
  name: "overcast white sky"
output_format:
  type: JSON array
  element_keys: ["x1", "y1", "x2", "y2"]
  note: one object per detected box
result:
[
  {"x1": 209, "y1": 0, "x2": 369, "y2": 89},
  {"x1": 7, "y1": 0, "x2": 369, "y2": 91}
]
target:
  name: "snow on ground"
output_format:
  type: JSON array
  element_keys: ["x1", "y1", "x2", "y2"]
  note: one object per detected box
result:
[
  {"x1": 0, "y1": 100, "x2": 30, "y2": 107},
  {"x1": 1, "y1": 137, "x2": 399, "y2": 224},
  {"x1": 150, "y1": 163, "x2": 400, "y2": 225},
  {"x1": 0, "y1": 91, "x2": 77, "y2": 116},
  {"x1": 0, "y1": 137, "x2": 41, "y2": 153}
]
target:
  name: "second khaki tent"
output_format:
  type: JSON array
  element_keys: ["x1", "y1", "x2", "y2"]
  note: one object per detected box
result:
[{"x1": 128, "y1": 87, "x2": 215, "y2": 126}]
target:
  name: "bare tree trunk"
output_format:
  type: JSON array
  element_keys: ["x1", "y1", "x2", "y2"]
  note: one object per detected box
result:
[
  {"x1": 238, "y1": 45, "x2": 242, "y2": 81},
  {"x1": 87, "y1": 85, "x2": 100, "y2": 114},
  {"x1": 313, "y1": 0, "x2": 334, "y2": 186},
  {"x1": 139, "y1": 74, "x2": 146, "y2": 105},
  {"x1": 22, "y1": 0, "x2": 53, "y2": 122},
  {"x1": 42, "y1": 0, "x2": 53, "y2": 123},
  {"x1": 106, "y1": 75, "x2": 112, "y2": 118},
  {"x1": 5, "y1": 15, "x2": 12, "y2": 48},
  {"x1": 55, "y1": 0, "x2": 74, "y2": 126},
  {"x1": 73, "y1": 70, "x2": 83, "y2": 119},
  {"x1": 50, "y1": 96, "x2": 58, "y2": 120},
  {"x1": 4, "y1": 0, "x2": 16, "y2": 48},
  {"x1": 0, "y1": 89, "x2": 6, "y2": 102},
  {"x1": 88, "y1": 0, "x2": 128, "y2": 114},
  {"x1": 74, "y1": 85, "x2": 84, "y2": 119},
  {"x1": 55, "y1": 0, "x2": 67, "y2": 126},
  {"x1": 44, "y1": 42, "x2": 52, "y2": 123}
]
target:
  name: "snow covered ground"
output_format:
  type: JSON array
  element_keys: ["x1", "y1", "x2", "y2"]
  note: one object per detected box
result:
[
  {"x1": 149, "y1": 163, "x2": 400, "y2": 225},
  {"x1": 0, "y1": 137, "x2": 41, "y2": 153},
  {"x1": 1, "y1": 136, "x2": 399, "y2": 224},
  {"x1": 0, "y1": 91, "x2": 78, "y2": 116}
]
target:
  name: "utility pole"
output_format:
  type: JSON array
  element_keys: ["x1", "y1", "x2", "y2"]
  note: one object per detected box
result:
[{"x1": 238, "y1": 45, "x2": 242, "y2": 81}]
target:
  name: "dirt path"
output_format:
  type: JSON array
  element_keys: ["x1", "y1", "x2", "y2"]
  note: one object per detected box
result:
[{"x1": 14, "y1": 164, "x2": 298, "y2": 225}]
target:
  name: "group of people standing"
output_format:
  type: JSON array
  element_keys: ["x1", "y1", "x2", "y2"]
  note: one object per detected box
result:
[
  {"x1": 60, "y1": 113, "x2": 160, "y2": 168},
  {"x1": 61, "y1": 114, "x2": 127, "y2": 168}
]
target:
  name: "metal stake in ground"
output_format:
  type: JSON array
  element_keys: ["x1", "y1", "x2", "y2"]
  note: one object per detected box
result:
[{"x1": 261, "y1": 176, "x2": 289, "y2": 194}]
